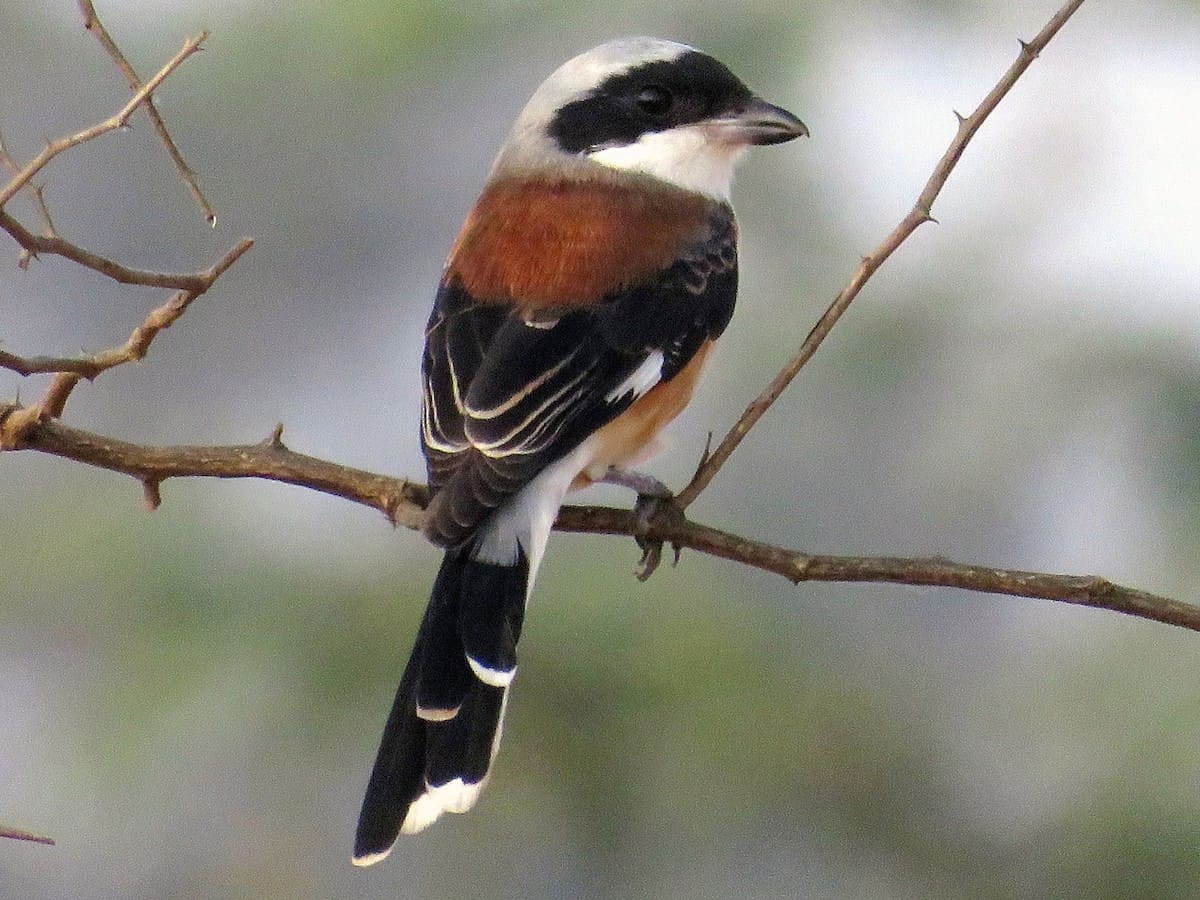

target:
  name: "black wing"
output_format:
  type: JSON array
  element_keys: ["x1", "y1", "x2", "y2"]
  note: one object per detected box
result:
[{"x1": 420, "y1": 208, "x2": 738, "y2": 549}]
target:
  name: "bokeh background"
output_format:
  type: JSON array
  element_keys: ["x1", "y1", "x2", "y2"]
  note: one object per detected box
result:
[{"x1": 3, "y1": 1, "x2": 1199, "y2": 897}]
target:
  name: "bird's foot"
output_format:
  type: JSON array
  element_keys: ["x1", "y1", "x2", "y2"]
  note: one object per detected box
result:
[{"x1": 596, "y1": 466, "x2": 685, "y2": 580}]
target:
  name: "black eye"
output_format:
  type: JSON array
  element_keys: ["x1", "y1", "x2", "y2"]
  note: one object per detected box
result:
[{"x1": 635, "y1": 84, "x2": 673, "y2": 117}]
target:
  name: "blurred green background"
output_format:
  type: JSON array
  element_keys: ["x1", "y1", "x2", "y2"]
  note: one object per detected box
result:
[{"x1": 3, "y1": 1, "x2": 1200, "y2": 897}]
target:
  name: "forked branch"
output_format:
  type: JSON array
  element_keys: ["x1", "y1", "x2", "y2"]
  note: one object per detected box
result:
[
  {"x1": 76, "y1": 0, "x2": 215, "y2": 224},
  {"x1": 9, "y1": 5, "x2": 1187, "y2": 643},
  {"x1": 0, "y1": 31, "x2": 207, "y2": 210}
]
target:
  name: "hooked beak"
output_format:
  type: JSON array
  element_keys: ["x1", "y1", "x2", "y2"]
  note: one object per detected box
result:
[{"x1": 710, "y1": 96, "x2": 809, "y2": 146}]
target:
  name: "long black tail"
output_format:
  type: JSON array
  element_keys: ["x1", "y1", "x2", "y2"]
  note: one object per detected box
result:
[{"x1": 352, "y1": 549, "x2": 529, "y2": 866}]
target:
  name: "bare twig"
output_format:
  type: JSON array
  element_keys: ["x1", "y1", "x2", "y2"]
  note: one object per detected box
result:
[
  {"x1": 2, "y1": 415, "x2": 1195, "y2": 633},
  {"x1": 0, "y1": 20, "x2": 242, "y2": 427},
  {"x1": 0, "y1": 31, "x2": 207, "y2": 210},
  {"x1": 0, "y1": 238, "x2": 253, "y2": 411},
  {"x1": 0, "y1": 416, "x2": 427, "y2": 529},
  {"x1": 675, "y1": 0, "x2": 1087, "y2": 509},
  {"x1": 7, "y1": 1, "x2": 1178, "y2": 654},
  {"x1": 77, "y1": 0, "x2": 215, "y2": 225},
  {"x1": 0, "y1": 824, "x2": 55, "y2": 846},
  {"x1": 0, "y1": 133, "x2": 58, "y2": 269},
  {"x1": 0, "y1": 209, "x2": 233, "y2": 289}
]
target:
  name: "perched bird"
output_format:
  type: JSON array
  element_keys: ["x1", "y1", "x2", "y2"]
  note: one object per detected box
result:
[{"x1": 353, "y1": 36, "x2": 806, "y2": 866}]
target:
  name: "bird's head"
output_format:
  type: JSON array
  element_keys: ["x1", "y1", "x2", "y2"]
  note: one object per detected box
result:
[{"x1": 492, "y1": 37, "x2": 807, "y2": 201}]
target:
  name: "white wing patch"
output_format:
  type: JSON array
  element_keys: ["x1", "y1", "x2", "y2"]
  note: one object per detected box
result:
[{"x1": 605, "y1": 350, "x2": 663, "y2": 403}]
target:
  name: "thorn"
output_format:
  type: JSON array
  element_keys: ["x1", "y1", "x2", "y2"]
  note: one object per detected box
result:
[
  {"x1": 953, "y1": 109, "x2": 967, "y2": 125},
  {"x1": 207, "y1": 214, "x2": 217, "y2": 229},
  {"x1": 1018, "y1": 38, "x2": 1037, "y2": 58},
  {"x1": 142, "y1": 479, "x2": 162, "y2": 511},
  {"x1": 264, "y1": 423, "x2": 285, "y2": 448},
  {"x1": 913, "y1": 206, "x2": 938, "y2": 226}
]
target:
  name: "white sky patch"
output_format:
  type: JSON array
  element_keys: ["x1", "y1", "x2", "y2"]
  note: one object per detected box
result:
[
  {"x1": 1017, "y1": 52, "x2": 1200, "y2": 320},
  {"x1": 811, "y1": 7, "x2": 1200, "y2": 334}
]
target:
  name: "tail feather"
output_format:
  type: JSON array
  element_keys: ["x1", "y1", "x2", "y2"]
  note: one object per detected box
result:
[
  {"x1": 352, "y1": 550, "x2": 529, "y2": 866},
  {"x1": 352, "y1": 650, "x2": 428, "y2": 865},
  {"x1": 413, "y1": 560, "x2": 473, "y2": 718},
  {"x1": 458, "y1": 555, "x2": 528, "y2": 685},
  {"x1": 425, "y1": 682, "x2": 507, "y2": 786}
]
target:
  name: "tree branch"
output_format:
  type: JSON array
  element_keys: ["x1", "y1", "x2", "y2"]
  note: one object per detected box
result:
[
  {"x1": 7, "y1": 3, "x2": 1184, "y2": 652},
  {"x1": 0, "y1": 23, "x2": 248, "y2": 421},
  {"x1": 0, "y1": 236, "x2": 252, "y2": 424},
  {"x1": 0, "y1": 135, "x2": 58, "y2": 270},
  {"x1": 675, "y1": 0, "x2": 1087, "y2": 509},
  {"x1": 0, "y1": 824, "x2": 54, "y2": 846},
  {"x1": 3, "y1": 415, "x2": 1196, "y2": 633},
  {"x1": 0, "y1": 237, "x2": 253, "y2": 380},
  {"x1": 0, "y1": 31, "x2": 207, "y2": 210},
  {"x1": 0, "y1": 209, "x2": 239, "y2": 291},
  {"x1": 76, "y1": 0, "x2": 216, "y2": 225}
]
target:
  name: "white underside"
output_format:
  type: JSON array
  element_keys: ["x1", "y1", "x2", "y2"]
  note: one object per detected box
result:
[
  {"x1": 588, "y1": 125, "x2": 745, "y2": 201},
  {"x1": 471, "y1": 438, "x2": 598, "y2": 580}
]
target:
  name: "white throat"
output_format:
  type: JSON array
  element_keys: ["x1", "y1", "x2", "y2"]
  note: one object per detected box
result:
[{"x1": 587, "y1": 125, "x2": 745, "y2": 201}]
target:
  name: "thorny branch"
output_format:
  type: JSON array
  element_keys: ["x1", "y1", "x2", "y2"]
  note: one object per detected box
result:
[
  {"x1": 0, "y1": 209, "x2": 247, "y2": 292},
  {"x1": 3, "y1": 414, "x2": 1196, "y2": 633},
  {"x1": 1, "y1": 12, "x2": 250, "y2": 426},
  {"x1": 77, "y1": 0, "x2": 216, "y2": 224},
  {"x1": 0, "y1": 31, "x2": 208, "y2": 210},
  {"x1": 0, "y1": 5, "x2": 242, "y2": 849},
  {"x1": 675, "y1": 0, "x2": 1087, "y2": 508},
  {"x1": 0, "y1": 237, "x2": 252, "y2": 381},
  {"x1": 0, "y1": 136, "x2": 58, "y2": 270},
  {"x1": 6, "y1": 5, "x2": 1190, "y2": 703}
]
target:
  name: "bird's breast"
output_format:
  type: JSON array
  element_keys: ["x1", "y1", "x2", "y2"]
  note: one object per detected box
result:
[{"x1": 446, "y1": 174, "x2": 715, "y2": 310}]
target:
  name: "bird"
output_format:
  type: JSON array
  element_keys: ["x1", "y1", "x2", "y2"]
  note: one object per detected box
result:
[{"x1": 352, "y1": 35, "x2": 807, "y2": 866}]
